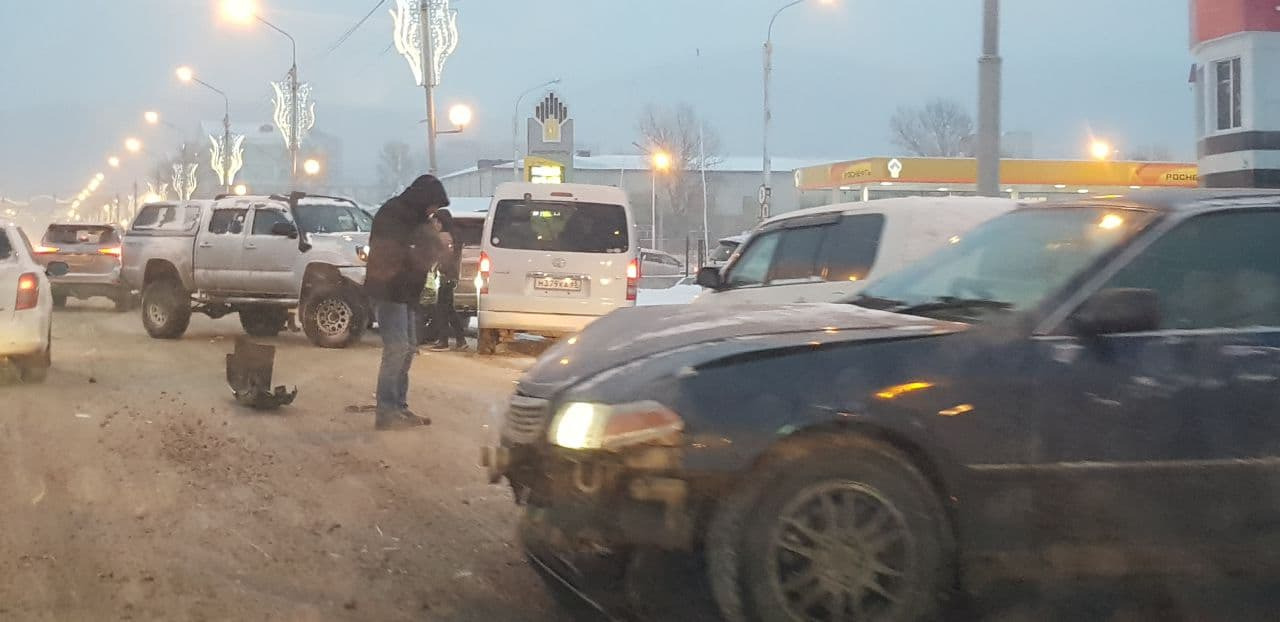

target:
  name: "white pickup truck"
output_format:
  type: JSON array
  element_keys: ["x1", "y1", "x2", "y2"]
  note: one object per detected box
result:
[{"x1": 121, "y1": 193, "x2": 373, "y2": 348}]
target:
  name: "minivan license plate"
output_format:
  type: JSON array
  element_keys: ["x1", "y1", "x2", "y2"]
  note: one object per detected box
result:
[{"x1": 534, "y1": 276, "x2": 581, "y2": 292}]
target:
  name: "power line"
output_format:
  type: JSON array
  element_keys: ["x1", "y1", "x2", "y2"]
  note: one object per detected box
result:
[{"x1": 319, "y1": 0, "x2": 388, "y2": 59}]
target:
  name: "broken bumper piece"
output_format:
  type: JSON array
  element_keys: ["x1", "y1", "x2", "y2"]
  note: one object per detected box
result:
[{"x1": 226, "y1": 337, "x2": 297, "y2": 410}]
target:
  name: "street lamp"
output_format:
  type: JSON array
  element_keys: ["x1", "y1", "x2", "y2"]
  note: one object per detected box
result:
[
  {"x1": 107, "y1": 156, "x2": 121, "y2": 168},
  {"x1": 391, "y1": 0, "x2": 460, "y2": 174},
  {"x1": 303, "y1": 158, "x2": 321, "y2": 176},
  {"x1": 219, "y1": 0, "x2": 303, "y2": 187},
  {"x1": 448, "y1": 104, "x2": 472, "y2": 129},
  {"x1": 176, "y1": 65, "x2": 237, "y2": 193},
  {"x1": 233, "y1": 183, "x2": 248, "y2": 196},
  {"x1": 124, "y1": 137, "x2": 142, "y2": 153},
  {"x1": 649, "y1": 150, "x2": 672, "y2": 250},
  {"x1": 512, "y1": 78, "x2": 561, "y2": 181},
  {"x1": 761, "y1": 0, "x2": 836, "y2": 220},
  {"x1": 1089, "y1": 139, "x2": 1115, "y2": 161},
  {"x1": 144, "y1": 110, "x2": 160, "y2": 125}
]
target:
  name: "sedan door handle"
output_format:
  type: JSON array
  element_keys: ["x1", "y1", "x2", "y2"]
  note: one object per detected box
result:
[{"x1": 198, "y1": 242, "x2": 213, "y2": 248}]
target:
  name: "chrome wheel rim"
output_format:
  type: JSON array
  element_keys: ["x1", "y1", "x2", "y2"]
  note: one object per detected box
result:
[
  {"x1": 147, "y1": 301, "x2": 168, "y2": 326},
  {"x1": 314, "y1": 298, "x2": 352, "y2": 336},
  {"x1": 768, "y1": 482, "x2": 913, "y2": 621}
]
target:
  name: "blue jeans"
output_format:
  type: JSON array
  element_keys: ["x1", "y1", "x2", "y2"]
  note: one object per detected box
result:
[{"x1": 374, "y1": 299, "x2": 418, "y2": 415}]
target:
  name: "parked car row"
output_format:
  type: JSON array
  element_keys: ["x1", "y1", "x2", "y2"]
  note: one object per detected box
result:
[{"x1": 484, "y1": 189, "x2": 1280, "y2": 621}]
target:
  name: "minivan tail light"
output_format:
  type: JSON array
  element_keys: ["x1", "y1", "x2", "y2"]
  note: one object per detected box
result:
[
  {"x1": 626, "y1": 258, "x2": 639, "y2": 302},
  {"x1": 16, "y1": 273, "x2": 39, "y2": 310},
  {"x1": 479, "y1": 251, "x2": 491, "y2": 295}
]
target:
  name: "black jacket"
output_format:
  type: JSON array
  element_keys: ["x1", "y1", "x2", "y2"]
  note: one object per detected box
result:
[{"x1": 364, "y1": 176, "x2": 450, "y2": 303}]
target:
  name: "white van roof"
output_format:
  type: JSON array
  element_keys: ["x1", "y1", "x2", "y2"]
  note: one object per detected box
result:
[
  {"x1": 492, "y1": 182, "x2": 628, "y2": 205},
  {"x1": 765, "y1": 196, "x2": 1021, "y2": 226}
]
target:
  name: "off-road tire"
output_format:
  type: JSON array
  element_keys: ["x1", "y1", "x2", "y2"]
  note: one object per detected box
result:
[
  {"x1": 141, "y1": 279, "x2": 191, "y2": 339},
  {"x1": 301, "y1": 285, "x2": 367, "y2": 349},
  {"x1": 708, "y1": 436, "x2": 954, "y2": 622},
  {"x1": 477, "y1": 328, "x2": 499, "y2": 355},
  {"x1": 239, "y1": 306, "x2": 288, "y2": 337}
]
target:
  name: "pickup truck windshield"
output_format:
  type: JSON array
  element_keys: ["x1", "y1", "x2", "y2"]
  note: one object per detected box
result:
[
  {"x1": 294, "y1": 203, "x2": 372, "y2": 234},
  {"x1": 855, "y1": 207, "x2": 1157, "y2": 318}
]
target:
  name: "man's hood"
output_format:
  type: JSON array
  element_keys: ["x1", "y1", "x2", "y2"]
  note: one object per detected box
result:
[{"x1": 519, "y1": 303, "x2": 965, "y2": 398}]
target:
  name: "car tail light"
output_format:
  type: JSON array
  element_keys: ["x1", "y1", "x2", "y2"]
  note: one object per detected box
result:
[
  {"x1": 99, "y1": 246, "x2": 122, "y2": 258},
  {"x1": 478, "y1": 251, "x2": 491, "y2": 295},
  {"x1": 16, "y1": 273, "x2": 39, "y2": 310},
  {"x1": 33, "y1": 245, "x2": 59, "y2": 254},
  {"x1": 626, "y1": 258, "x2": 639, "y2": 301}
]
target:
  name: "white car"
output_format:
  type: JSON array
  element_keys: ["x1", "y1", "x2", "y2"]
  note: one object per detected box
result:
[
  {"x1": 640, "y1": 248, "x2": 685, "y2": 277},
  {"x1": 694, "y1": 196, "x2": 1019, "y2": 306},
  {"x1": 636, "y1": 275, "x2": 702, "y2": 306},
  {"x1": 0, "y1": 220, "x2": 67, "y2": 383},
  {"x1": 477, "y1": 182, "x2": 638, "y2": 354}
]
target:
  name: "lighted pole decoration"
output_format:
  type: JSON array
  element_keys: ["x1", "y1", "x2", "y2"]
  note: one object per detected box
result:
[
  {"x1": 392, "y1": 0, "x2": 459, "y2": 174},
  {"x1": 177, "y1": 66, "x2": 242, "y2": 192},
  {"x1": 172, "y1": 161, "x2": 199, "y2": 200}
]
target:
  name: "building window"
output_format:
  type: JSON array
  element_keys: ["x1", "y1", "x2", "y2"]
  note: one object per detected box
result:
[{"x1": 1215, "y1": 57, "x2": 1242, "y2": 131}]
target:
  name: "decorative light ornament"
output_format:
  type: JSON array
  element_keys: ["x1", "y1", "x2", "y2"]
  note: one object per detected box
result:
[
  {"x1": 210, "y1": 133, "x2": 246, "y2": 186},
  {"x1": 271, "y1": 71, "x2": 315, "y2": 149},
  {"x1": 391, "y1": 0, "x2": 458, "y2": 87},
  {"x1": 172, "y1": 162, "x2": 199, "y2": 201},
  {"x1": 146, "y1": 181, "x2": 170, "y2": 201}
]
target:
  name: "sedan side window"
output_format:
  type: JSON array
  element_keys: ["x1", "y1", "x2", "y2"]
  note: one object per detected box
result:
[
  {"x1": 0, "y1": 230, "x2": 12, "y2": 260},
  {"x1": 208, "y1": 209, "x2": 248, "y2": 235},
  {"x1": 1104, "y1": 210, "x2": 1280, "y2": 330},
  {"x1": 251, "y1": 209, "x2": 291, "y2": 236},
  {"x1": 725, "y1": 232, "x2": 781, "y2": 288}
]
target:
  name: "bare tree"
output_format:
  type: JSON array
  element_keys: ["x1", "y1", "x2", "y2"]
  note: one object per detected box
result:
[
  {"x1": 636, "y1": 103, "x2": 722, "y2": 244},
  {"x1": 1127, "y1": 144, "x2": 1175, "y2": 162},
  {"x1": 889, "y1": 98, "x2": 975, "y2": 157},
  {"x1": 376, "y1": 141, "x2": 417, "y2": 199}
]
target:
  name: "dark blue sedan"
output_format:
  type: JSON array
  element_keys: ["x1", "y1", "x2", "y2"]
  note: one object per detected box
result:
[{"x1": 484, "y1": 189, "x2": 1280, "y2": 622}]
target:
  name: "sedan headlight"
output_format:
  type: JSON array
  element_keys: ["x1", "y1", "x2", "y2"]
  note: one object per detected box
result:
[
  {"x1": 549, "y1": 401, "x2": 684, "y2": 451},
  {"x1": 355, "y1": 244, "x2": 371, "y2": 262}
]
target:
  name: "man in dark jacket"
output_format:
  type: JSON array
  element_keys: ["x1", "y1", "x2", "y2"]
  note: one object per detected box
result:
[
  {"x1": 365, "y1": 174, "x2": 449, "y2": 430},
  {"x1": 428, "y1": 209, "x2": 468, "y2": 351}
]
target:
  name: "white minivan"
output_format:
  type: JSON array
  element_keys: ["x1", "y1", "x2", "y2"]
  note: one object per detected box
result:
[
  {"x1": 694, "y1": 196, "x2": 1019, "y2": 306},
  {"x1": 477, "y1": 182, "x2": 638, "y2": 354}
]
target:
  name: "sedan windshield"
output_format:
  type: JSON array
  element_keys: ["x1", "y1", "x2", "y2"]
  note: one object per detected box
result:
[{"x1": 855, "y1": 207, "x2": 1157, "y2": 320}]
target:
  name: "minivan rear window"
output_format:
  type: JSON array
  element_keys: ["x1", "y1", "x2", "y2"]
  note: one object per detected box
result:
[
  {"x1": 490, "y1": 200, "x2": 628, "y2": 253},
  {"x1": 44, "y1": 225, "x2": 116, "y2": 245}
]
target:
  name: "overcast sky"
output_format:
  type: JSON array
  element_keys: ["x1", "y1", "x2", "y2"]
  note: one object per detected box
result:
[{"x1": 0, "y1": 0, "x2": 1193, "y2": 197}]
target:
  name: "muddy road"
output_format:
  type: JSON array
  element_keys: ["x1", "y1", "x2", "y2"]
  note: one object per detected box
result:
[{"x1": 0, "y1": 302, "x2": 562, "y2": 621}]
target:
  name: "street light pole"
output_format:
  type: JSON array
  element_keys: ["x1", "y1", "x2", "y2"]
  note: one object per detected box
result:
[
  {"x1": 762, "y1": 0, "x2": 806, "y2": 221},
  {"x1": 253, "y1": 15, "x2": 299, "y2": 188},
  {"x1": 513, "y1": 78, "x2": 561, "y2": 182},
  {"x1": 420, "y1": 0, "x2": 439, "y2": 175},
  {"x1": 976, "y1": 0, "x2": 1002, "y2": 197}
]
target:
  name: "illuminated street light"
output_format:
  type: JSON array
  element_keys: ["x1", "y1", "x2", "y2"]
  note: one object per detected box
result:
[
  {"x1": 1090, "y1": 139, "x2": 1115, "y2": 161},
  {"x1": 448, "y1": 103, "x2": 472, "y2": 128},
  {"x1": 303, "y1": 158, "x2": 322, "y2": 176},
  {"x1": 651, "y1": 151, "x2": 673, "y2": 171},
  {"x1": 233, "y1": 183, "x2": 248, "y2": 196},
  {"x1": 219, "y1": 0, "x2": 258, "y2": 23},
  {"x1": 94, "y1": 172, "x2": 105, "y2": 182},
  {"x1": 176, "y1": 65, "x2": 195, "y2": 83},
  {"x1": 144, "y1": 111, "x2": 160, "y2": 125},
  {"x1": 108, "y1": 156, "x2": 121, "y2": 168},
  {"x1": 124, "y1": 137, "x2": 143, "y2": 153}
]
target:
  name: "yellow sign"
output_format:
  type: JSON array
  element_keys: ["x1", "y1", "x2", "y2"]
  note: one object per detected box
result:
[
  {"x1": 525, "y1": 156, "x2": 565, "y2": 184},
  {"x1": 795, "y1": 157, "x2": 1200, "y2": 190}
]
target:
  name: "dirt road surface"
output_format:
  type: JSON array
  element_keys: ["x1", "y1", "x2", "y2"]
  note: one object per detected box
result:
[{"x1": 1, "y1": 302, "x2": 566, "y2": 621}]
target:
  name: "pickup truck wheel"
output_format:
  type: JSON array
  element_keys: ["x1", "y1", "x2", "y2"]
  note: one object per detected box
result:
[
  {"x1": 142, "y1": 279, "x2": 191, "y2": 339},
  {"x1": 239, "y1": 306, "x2": 288, "y2": 337},
  {"x1": 301, "y1": 286, "x2": 367, "y2": 349},
  {"x1": 710, "y1": 438, "x2": 954, "y2": 622}
]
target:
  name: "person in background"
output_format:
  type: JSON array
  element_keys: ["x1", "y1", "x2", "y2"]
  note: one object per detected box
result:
[
  {"x1": 363, "y1": 175, "x2": 449, "y2": 430},
  {"x1": 429, "y1": 208, "x2": 468, "y2": 351}
]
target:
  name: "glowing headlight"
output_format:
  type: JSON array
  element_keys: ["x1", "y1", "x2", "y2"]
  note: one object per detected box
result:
[
  {"x1": 548, "y1": 401, "x2": 684, "y2": 451},
  {"x1": 355, "y1": 244, "x2": 371, "y2": 262}
]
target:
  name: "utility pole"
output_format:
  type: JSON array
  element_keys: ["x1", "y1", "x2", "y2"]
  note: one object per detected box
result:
[
  {"x1": 761, "y1": 37, "x2": 773, "y2": 220},
  {"x1": 976, "y1": 0, "x2": 1002, "y2": 197},
  {"x1": 289, "y1": 52, "x2": 299, "y2": 188},
  {"x1": 222, "y1": 105, "x2": 233, "y2": 195},
  {"x1": 420, "y1": 0, "x2": 439, "y2": 175}
]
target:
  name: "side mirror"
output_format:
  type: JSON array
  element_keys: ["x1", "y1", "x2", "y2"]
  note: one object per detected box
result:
[
  {"x1": 46, "y1": 261, "x2": 69, "y2": 277},
  {"x1": 696, "y1": 266, "x2": 724, "y2": 290},
  {"x1": 1071, "y1": 288, "x2": 1160, "y2": 337},
  {"x1": 270, "y1": 222, "x2": 299, "y2": 239}
]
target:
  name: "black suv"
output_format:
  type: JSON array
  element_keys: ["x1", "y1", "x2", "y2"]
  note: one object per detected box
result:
[{"x1": 484, "y1": 190, "x2": 1280, "y2": 621}]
